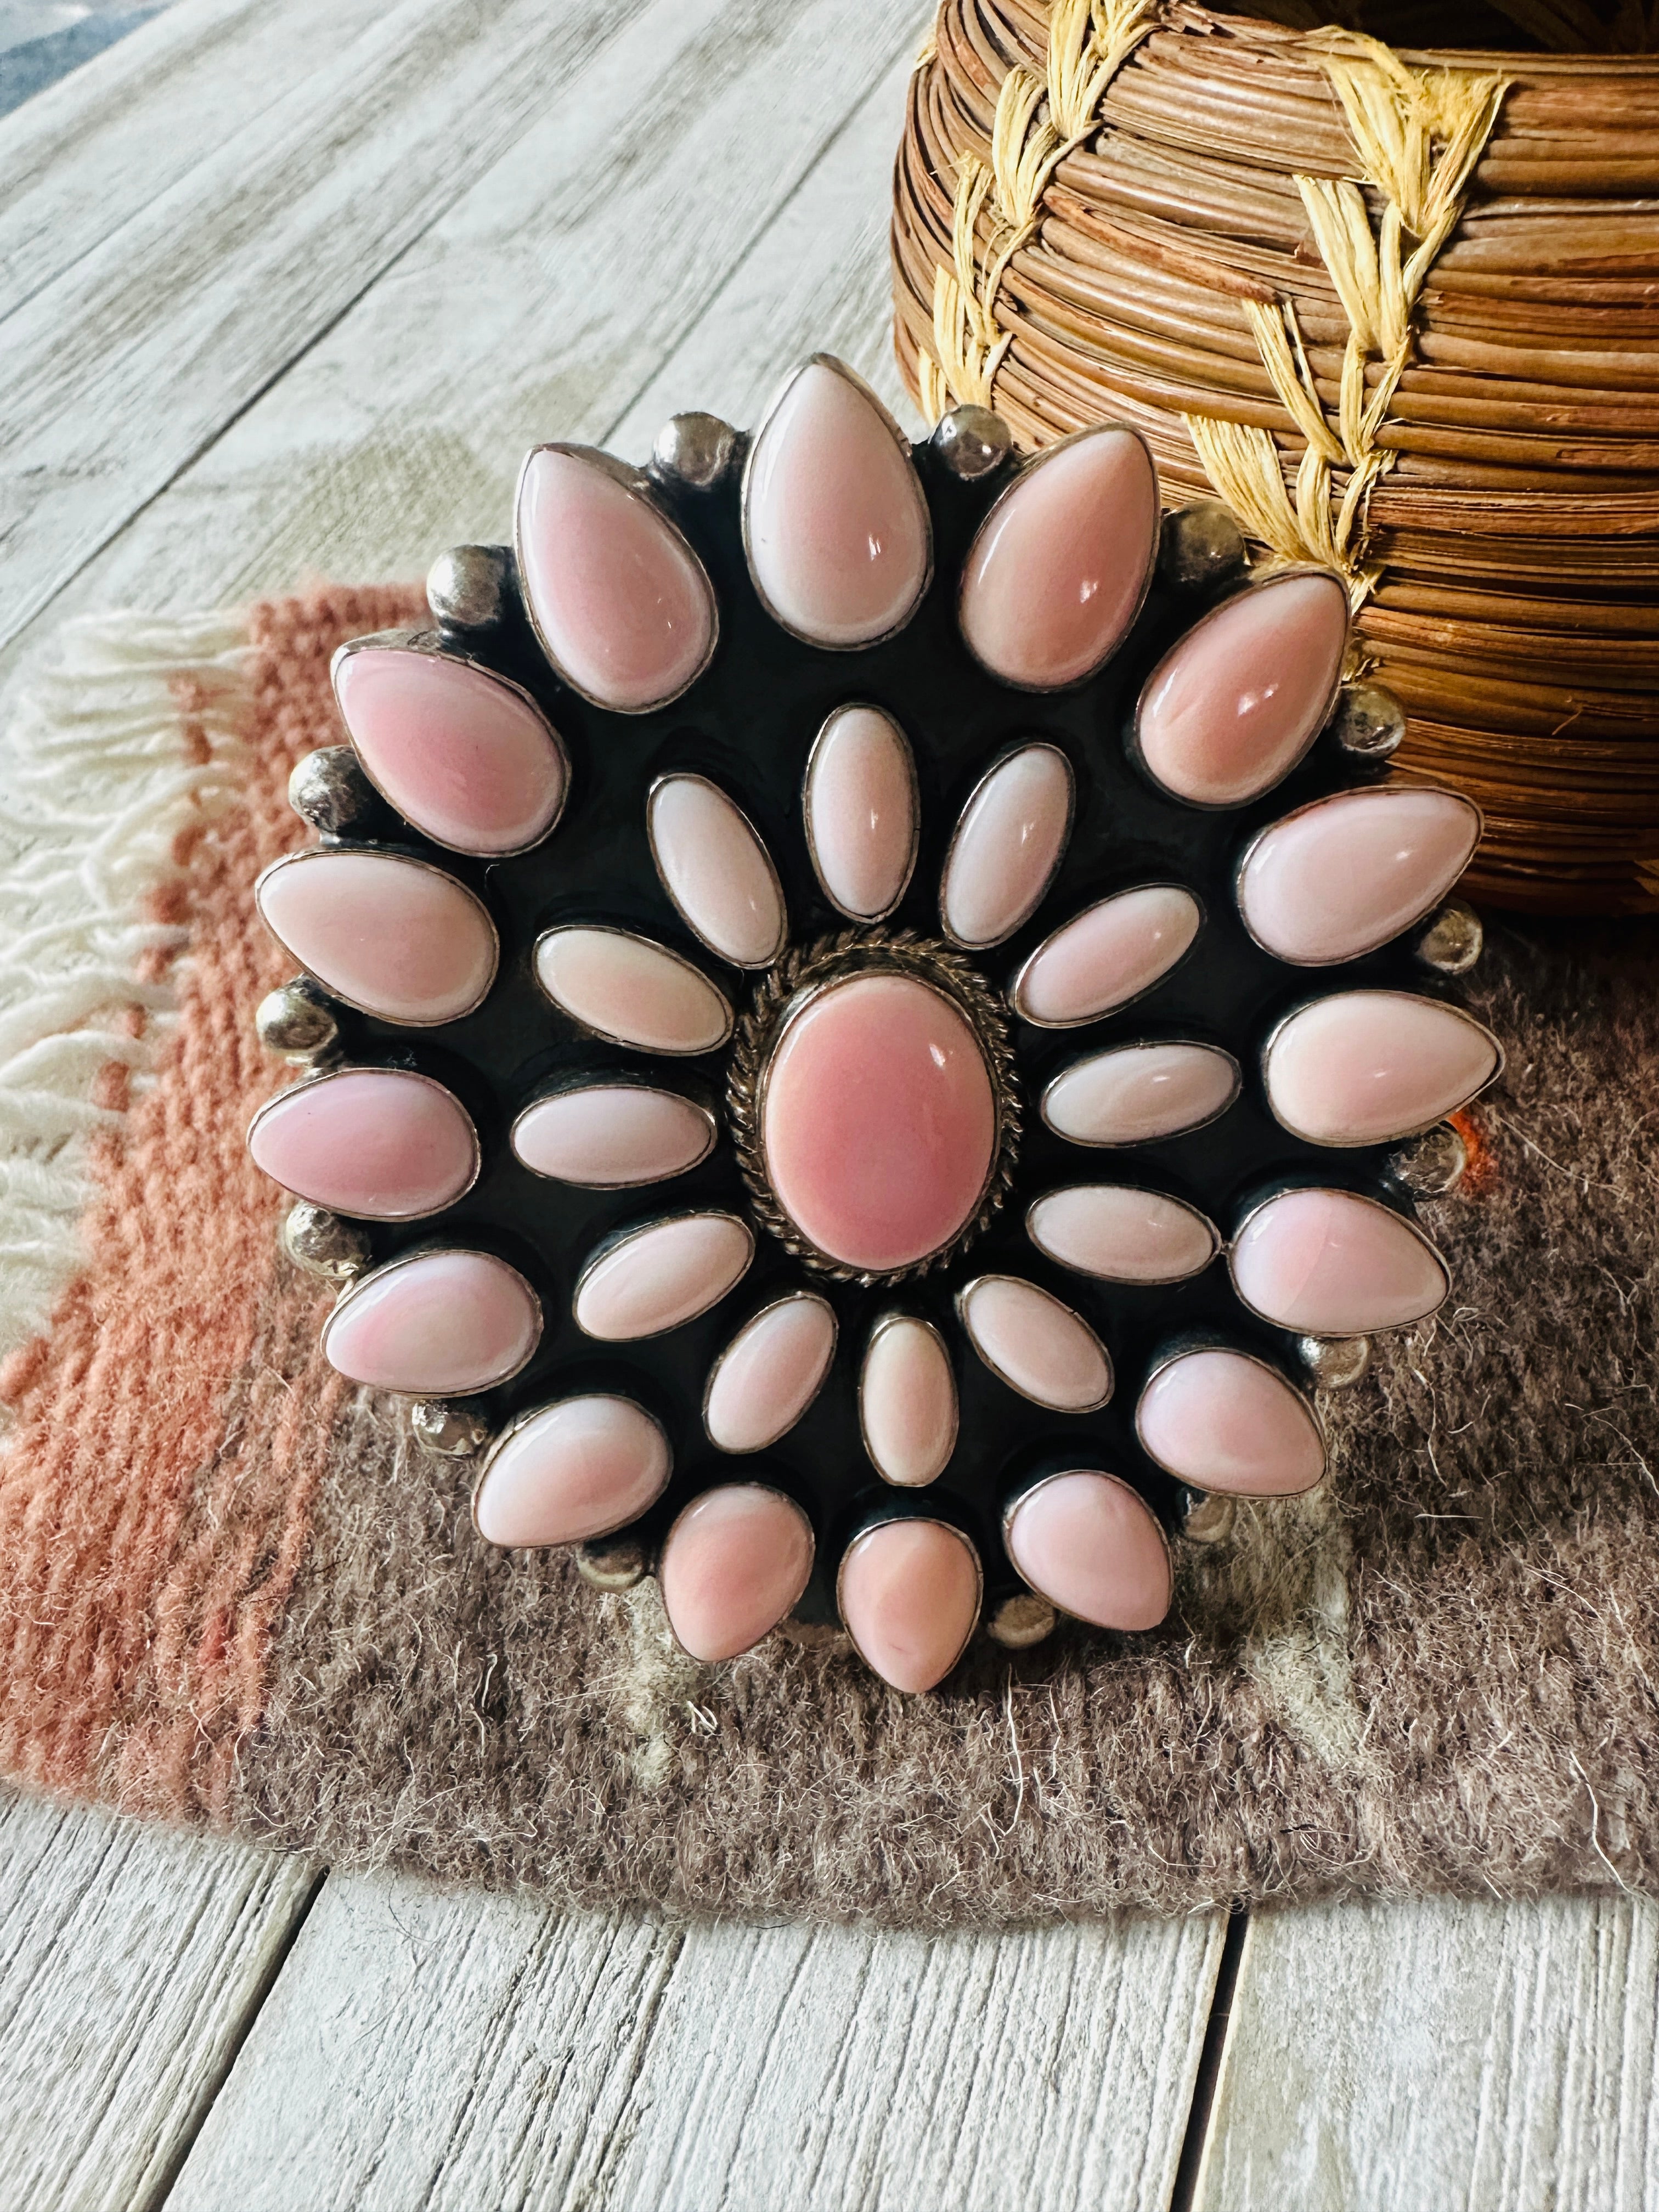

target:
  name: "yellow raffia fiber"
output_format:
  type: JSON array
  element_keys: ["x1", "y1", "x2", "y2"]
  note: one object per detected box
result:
[
  {"x1": 917, "y1": 0, "x2": 1156, "y2": 416},
  {"x1": 1186, "y1": 33, "x2": 1507, "y2": 600}
]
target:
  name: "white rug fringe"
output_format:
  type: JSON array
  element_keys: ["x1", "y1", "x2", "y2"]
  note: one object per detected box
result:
[{"x1": 0, "y1": 609, "x2": 253, "y2": 1373}]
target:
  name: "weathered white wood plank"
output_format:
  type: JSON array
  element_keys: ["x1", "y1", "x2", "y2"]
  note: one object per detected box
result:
[
  {"x1": 164, "y1": 1876, "x2": 1224, "y2": 2212},
  {"x1": 0, "y1": 0, "x2": 391, "y2": 321},
  {"x1": 0, "y1": 1787, "x2": 315, "y2": 2212},
  {"x1": 0, "y1": 0, "x2": 927, "y2": 668},
  {"x1": 0, "y1": 0, "x2": 654, "y2": 652},
  {"x1": 1194, "y1": 1895, "x2": 1659, "y2": 2212}
]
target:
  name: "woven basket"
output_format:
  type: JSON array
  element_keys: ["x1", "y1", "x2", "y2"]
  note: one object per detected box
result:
[{"x1": 892, "y1": 0, "x2": 1659, "y2": 914}]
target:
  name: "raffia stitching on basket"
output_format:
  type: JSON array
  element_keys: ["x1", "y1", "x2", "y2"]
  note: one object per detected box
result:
[
  {"x1": 1185, "y1": 33, "x2": 1507, "y2": 606},
  {"x1": 919, "y1": 0, "x2": 1156, "y2": 421}
]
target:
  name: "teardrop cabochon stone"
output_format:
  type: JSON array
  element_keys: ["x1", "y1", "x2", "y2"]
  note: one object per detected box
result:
[
  {"x1": 958, "y1": 424, "x2": 1161, "y2": 690},
  {"x1": 249, "y1": 1066, "x2": 480, "y2": 1221},
  {"x1": 1262, "y1": 990, "x2": 1502, "y2": 1149},
  {"x1": 1132, "y1": 566, "x2": 1350, "y2": 809},
  {"x1": 1236, "y1": 784, "x2": 1483, "y2": 966},
  {"x1": 1003, "y1": 1470, "x2": 1172, "y2": 1632},
  {"x1": 742, "y1": 356, "x2": 932, "y2": 649},
  {"x1": 515, "y1": 445, "x2": 717, "y2": 712},
  {"x1": 660, "y1": 1483, "x2": 816, "y2": 1662},
  {"x1": 473, "y1": 1395, "x2": 672, "y2": 1549},
  {"x1": 1136, "y1": 1347, "x2": 1326, "y2": 1497},
  {"x1": 837, "y1": 1517, "x2": 983, "y2": 1693},
  {"x1": 324, "y1": 1248, "x2": 542, "y2": 1396},
  {"x1": 1231, "y1": 1187, "x2": 1450, "y2": 1337},
  {"x1": 256, "y1": 848, "x2": 498, "y2": 1026},
  {"x1": 331, "y1": 636, "x2": 568, "y2": 857}
]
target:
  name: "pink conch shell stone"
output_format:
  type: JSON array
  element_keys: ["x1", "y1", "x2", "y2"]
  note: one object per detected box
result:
[
  {"x1": 860, "y1": 1317, "x2": 957, "y2": 1487},
  {"x1": 1014, "y1": 885, "x2": 1200, "y2": 1025},
  {"x1": 1264, "y1": 990, "x2": 1500, "y2": 1147},
  {"x1": 804, "y1": 705, "x2": 917, "y2": 919},
  {"x1": 1232, "y1": 1188, "x2": 1448, "y2": 1334},
  {"x1": 1137, "y1": 1350, "x2": 1325, "y2": 1497},
  {"x1": 661, "y1": 1485, "x2": 815, "y2": 1662},
  {"x1": 1005, "y1": 1471, "x2": 1171, "y2": 1631},
  {"x1": 1136, "y1": 571, "x2": 1348, "y2": 806},
  {"x1": 257, "y1": 851, "x2": 495, "y2": 1025},
  {"x1": 704, "y1": 1295, "x2": 837, "y2": 1452},
  {"x1": 958, "y1": 427, "x2": 1158, "y2": 689},
  {"x1": 761, "y1": 973, "x2": 996, "y2": 1272},
  {"x1": 250, "y1": 1069, "x2": 476, "y2": 1220},
  {"x1": 957, "y1": 1276, "x2": 1112, "y2": 1411},
  {"x1": 744, "y1": 360, "x2": 930, "y2": 647},
  {"x1": 473, "y1": 1395, "x2": 670, "y2": 1547},
  {"x1": 573, "y1": 1212, "x2": 753, "y2": 1340},
  {"x1": 649, "y1": 775, "x2": 784, "y2": 967},
  {"x1": 940, "y1": 744, "x2": 1073, "y2": 949},
  {"x1": 512, "y1": 1084, "x2": 713, "y2": 1186},
  {"x1": 837, "y1": 1519, "x2": 981, "y2": 1693},
  {"x1": 323, "y1": 1249, "x2": 539, "y2": 1395},
  {"x1": 535, "y1": 928, "x2": 730, "y2": 1054},
  {"x1": 1237, "y1": 786, "x2": 1482, "y2": 964},
  {"x1": 517, "y1": 448, "x2": 714, "y2": 710},
  {"x1": 1026, "y1": 1184, "x2": 1218, "y2": 1283},
  {"x1": 332, "y1": 646, "x2": 566, "y2": 855},
  {"x1": 1044, "y1": 1043, "x2": 1239, "y2": 1146}
]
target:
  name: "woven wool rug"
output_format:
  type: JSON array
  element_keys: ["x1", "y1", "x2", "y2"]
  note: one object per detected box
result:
[{"x1": 0, "y1": 584, "x2": 1654, "y2": 1923}]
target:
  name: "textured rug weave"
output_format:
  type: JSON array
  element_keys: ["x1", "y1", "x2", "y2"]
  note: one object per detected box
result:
[{"x1": 0, "y1": 587, "x2": 1654, "y2": 1923}]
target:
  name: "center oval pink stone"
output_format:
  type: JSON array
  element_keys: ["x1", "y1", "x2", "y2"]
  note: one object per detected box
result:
[{"x1": 762, "y1": 973, "x2": 996, "y2": 1273}]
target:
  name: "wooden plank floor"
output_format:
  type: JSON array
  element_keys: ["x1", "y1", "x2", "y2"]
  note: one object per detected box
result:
[{"x1": 2, "y1": 5, "x2": 1657, "y2": 2205}]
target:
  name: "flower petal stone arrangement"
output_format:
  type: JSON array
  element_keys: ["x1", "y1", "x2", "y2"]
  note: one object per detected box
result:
[{"x1": 250, "y1": 357, "x2": 1499, "y2": 1693}]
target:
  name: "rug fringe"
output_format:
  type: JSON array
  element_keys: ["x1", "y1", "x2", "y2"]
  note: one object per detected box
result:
[{"x1": 0, "y1": 609, "x2": 253, "y2": 1374}]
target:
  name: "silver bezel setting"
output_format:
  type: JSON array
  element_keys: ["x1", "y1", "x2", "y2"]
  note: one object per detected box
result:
[
  {"x1": 955, "y1": 1274, "x2": 1114, "y2": 1414},
  {"x1": 533, "y1": 923, "x2": 734, "y2": 1056},
  {"x1": 471, "y1": 1392, "x2": 673, "y2": 1545},
  {"x1": 800, "y1": 702, "x2": 921, "y2": 925},
  {"x1": 1228, "y1": 1186, "x2": 1451, "y2": 1338},
  {"x1": 329, "y1": 629, "x2": 571, "y2": 861},
  {"x1": 254, "y1": 846, "x2": 500, "y2": 1029},
  {"x1": 938, "y1": 741, "x2": 1076, "y2": 952},
  {"x1": 324, "y1": 1244, "x2": 544, "y2": 1397},
  {"x1": 248, "y1": 1064, "x2": 483, "y2": 1222},
  {"x1": 571, "y1": 1209, "x2": 757, "y2": 1343},
  {"x1": 956, "y1": 420, "x2": 1162, "y2": 695},
  {"x1": 740, "y1": 353, "x2": 934, "y2": 652},
  {"x1": 513, "y1": 444, "x2": 718, "y2": 714},
  {"x1": 1258, "y1": 989, "x2": 1503, "y2": 1149},
  {"x1": 1040, "y1": 1039, "x2": 1243, "y2": 1148},
  {"x1": 1008, "y1": 881, "x2": 1204, "y2": 1029},
  {"x1": 1024, "y1": 1183, "x2": 1221, "y2": 1285},
  {"x1": 856, "y1": 1310, "x2": 958, "y2": 1487},
  {"x1": 701, "y1": 1291, "x2": 839, "y2": 1453},
  {"x1": 1135, "y1": 1339, "x2": 1327, "y2": 1493},
  {"x1": 1233, "y1": 783, "x2": 1485, "y2": 969},
  {"x1": 1127, "y1": 562, "x2": 1351, "y2": 814},
  {"x1": 727, "y1": 930, "x2": 1021, "y2": 1285},
  {"x1": 510, "y1": 1072, "x2": 719, "y2": 1189},
  {"x1": 1001, "y1": 1467, "x2": 1174, "y2": 1624},
  {"x1": 645, "y1": 772, "x2": 788, "y2": 970},
  {"x1": 659, "y1": 1483, "x2": 816, "y2": 1659}
]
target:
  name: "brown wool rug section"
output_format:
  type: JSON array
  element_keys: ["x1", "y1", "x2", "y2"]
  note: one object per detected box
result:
[{"x1": 1, "y1": 589, "x2": 1656, "y2": 1922}]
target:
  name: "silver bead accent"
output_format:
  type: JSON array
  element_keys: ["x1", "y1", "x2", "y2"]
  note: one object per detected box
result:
[
  {"x1": 410, "y1": 1400, "x2": 492, "y2": 1457},
  {"x1": 1177, "y1": 1488, "x2": 1236, "y2": 1545},
  {"x1": 932, "y1": 404, "x2": 1013, "y2": 481},
  {"x1": 280, "y1": 1200, "x2": 369, "y2": 1282},
  {"x1": 1389, "y1": 1120, "x2": 1468, "y2": 1198},
  {"x1": 575, "y1": 1534, "x2": 649, "y2": 1592},
  {"x1": 1159, "y1": 499, "x2": 1248, "y2": 594},
  {"x1": 1416, "y1": 898, "x2": 1483, "y2": 976},
  {"x1": 1296, "y1": 1334, "x2": 1373, "y2": 1391},
  {"x1": 426, "y1": 544, "x2": 511, "y2": 629},
  {"x1": 1328, "y1": 681, "x2": 1406, "y2": 762},
  {"x1": 288, "y1": 746, "x2": 376, "y2": 836},
  {"x1": 985, "y1": 1591, "x2": 1057, "y2": 1648},
  {"x1": 255, "y1": 976, "x2": 338, "y2": 1060},
  {"x1": 651, "y1": 412, "x2": 738, "y2": 489}
]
